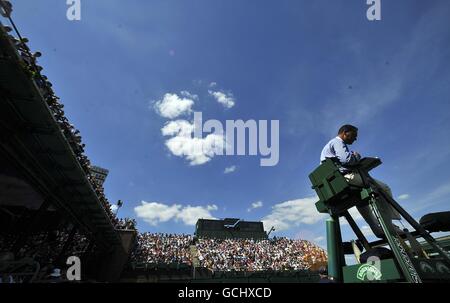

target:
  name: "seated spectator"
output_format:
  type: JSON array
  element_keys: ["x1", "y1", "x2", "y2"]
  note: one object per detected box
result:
[{"x1": 130, "y1": 233, "x2": 327, "y2": 272}]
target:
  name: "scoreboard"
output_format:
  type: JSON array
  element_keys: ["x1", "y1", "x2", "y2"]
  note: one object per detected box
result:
[{"x1": 195, "y1": 218, "x2": 267, "y2": 239}]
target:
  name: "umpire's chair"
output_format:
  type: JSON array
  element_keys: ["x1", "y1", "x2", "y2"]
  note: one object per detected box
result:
[{"x1": 309, "y1": 157, "x2": 450, "y2": 283}]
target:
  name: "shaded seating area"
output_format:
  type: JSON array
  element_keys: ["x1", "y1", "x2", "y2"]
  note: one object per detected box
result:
[{"x1": 0, "y1": 19, "x2": 137, "y2": 282}]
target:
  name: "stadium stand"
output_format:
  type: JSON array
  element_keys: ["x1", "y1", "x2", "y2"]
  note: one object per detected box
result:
[
  {"x1": 0, "y1": 16, "x2": 137, "y2": 282},
  {"x1": 125, "y1": 232, "x2": 326, "y2": 282}
]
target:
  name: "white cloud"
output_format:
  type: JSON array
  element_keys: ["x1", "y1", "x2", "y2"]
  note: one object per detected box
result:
[
  {"x1": 134, "y1": 202, "x2": 180, "y2": 226},
  {"x1": 252, "y1": 201, "x2": 263, "y2": 209},
  {"x1": 224, "y1": 165, "x2": 237, "y2": 174},
  {"x1": 397, "y1": 194, "x2": 410, "y2": 201},
  {"x1": 161, "y1": 120, "x2": 194, "y2": 137},
  {"x1": 153, "y1": 93, "x2": 195, "y2": 119},
  {"x1": 177, "y1": 205, "x2": 217, "y2": 225},
  {"x1": 208, "y1": 90, "x2": 235, "y2": 109},
  {"x1": 207, "y1": 205, "x2": 218, "y2": 211},
  {"x1": 161, "y1": 120, "x2": 225, "y2": 165},
  {"x1": 110, "y1": 204, "x2": 118, "y2": 212},
  {"x1": 247, "y1": 201, "x2": 263, "y2": 212},
  {"x1": 134, "y1": 201, "x2": 217, "y2": 226},
  {"x1": 209, "y1": 82, "x2": 217, "y2": 88},
  {"x1": 180, "y1": 90, "x2": 198, "y2": 100},
  {"x1": 313, "y1": 236, "x2": 325, "y2": 243},
  {"x1": 261, "y1": 197, "x2": 327, "y2": 232}
]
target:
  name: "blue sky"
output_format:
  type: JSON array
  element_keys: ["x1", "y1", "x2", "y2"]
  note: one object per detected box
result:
[{"x1": 6, "y1": 0, "x2": 450, "y2": 246}]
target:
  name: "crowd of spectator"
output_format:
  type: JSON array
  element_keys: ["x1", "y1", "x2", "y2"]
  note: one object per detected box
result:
[
  {"x1": 116, "y1": 218, "x2": 137, "y2": 230},
  {"x1": 0, "y1": 229, "x2": 91, "y2": 283},
  {"x1": 131, "y1": 233, "x2": 193, "y2": 265},
  {"x1": 196, "y1": 237, "x2": 327, "y2": 272},
  {"x1": 131, "y1": 233, "x2": 327, "y2": 272},
  {"x1": 0, "y1": 13, "x2": 130, "y2": 230},
  {"x1": 5, "y1": 230, "x2": 89, "y2": 262},
  {"x1": 1, "y1": 6, "x2": 135, "y2": 283}
]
